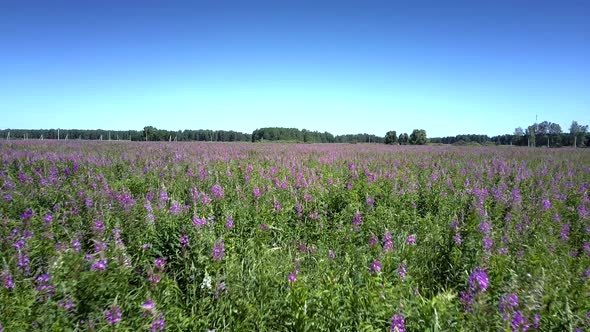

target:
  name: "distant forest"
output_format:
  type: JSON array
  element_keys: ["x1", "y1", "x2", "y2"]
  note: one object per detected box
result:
[{"x1": 1, "y1": 120, "x2": 588, "y2": 147}]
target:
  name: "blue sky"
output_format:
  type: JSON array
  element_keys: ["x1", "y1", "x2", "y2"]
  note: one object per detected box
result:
[{"x1": 0, "y1": 0, "x2": 588, "y2": 137}]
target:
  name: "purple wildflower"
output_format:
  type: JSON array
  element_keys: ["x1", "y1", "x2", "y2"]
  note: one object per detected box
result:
[
  {"x1": 212, "y1": 240, "x2": 225, "y2": 261},
  {"x1": 142, "y1": 299, "x2": 155, "y2": 315},
  {"x1": 43, "y1": 213, "x2": 52, "y2": 225},
  {"x1": 398, "y1": 263, "x2": 407, "y2": 281},
  {"x1": 59, "y1": 299, "x2": 75, "y2": 311},
  {"x1": 328, "y1": 249, "x2": 335, "y2": 259},
  {"x1": 226, "y1": 217, "x2": 234, "y2": 229},
  {"x1": 71, "y1": 238, "x2": 81, "y2": 252},
  {"x1": 468, "y1": 267, "x2": 489, "y2": 293},
  {"x1": 169, "y1": 201, "x2": 182, "y2": 215},
  {"x1": 369, "y1": 234, "x2": 379, "y2": 247},
  {"x1": 511, "y1": 311, "x2": 529, "y2": 331},
  {"x1": 483, "y1": 237, "x2": 494, "y2": 252},
  {"x1": 273, "y1": 199, "x2": 282, "y2": 211},
  {"x1": 192, "y1": 215, "x2": 207, "y2": 228},
  {"x1": 93, "y1": 220, "x2": 105, "y2": 234},
  {"x1": 180, "y1": 234, "x2": 189, "y2": 247},
  {"x1": 105, "y1": 305, "x2": 121, "y2": 325},
  {"x1": 560, "y1": 224, "x2": 570, "y2": 242},
  {"x1": 154, "y1": 258, "x2": 166, "y2": 271},
  {"x1": 541, "y1": 199, "x2": 551, "y2": 211},
  {"x1": 352, "y1": 211, "x2": 362, "y2": 228},
  {"x1": 2, "y1": 272, "x2": 14, "y2": 289},
  {"x1": 288, "y1": 272, "x2": 297, "y2": 283},
  {"x1": 35, "y1": 274, "x2": 55, "y2": 300},
  {"x1": 91, "y1": 259, "x2": 107, "y2": 272},
  {"x1": 150, "y1": 315, "x2": 165, "y2": 332},
  {"x1": 21, "y1": 208, "x2": 33, "y2": 220},
  {"x1": 454, "y1": 233, "x2": 462, "y2": 246},
  {"x1": 390, "y1": 314, "x2": 405, "y2": 332},
  {"x1": 533, "y1": 314, "x2": 540, "y2": 329},
  {"x1": 210, "y1": 183, "x2": 225, "y2": 199},
  {"x1": 253, "y1": 187, "x2": 261, "y2": 198},
  {"x1": 13, "y1": 238, "x2": 25, "y2": 251},
  {"x1": 370, "y1": 260, "x2": 382, "y2": 274},
  {"x1": 148, "y1": 272, "x2": 161, "y2": 285},
  {"x1": 17, "y1": 253, "x2": 30, "y2": 272},
  {"x1": 383, "y1": 232, "x2": 394, "y2": 252},
  {"x1": 406, "y1": 234, "x2": 417, "y2": 245},
  {"x1": 499, "y1": 293, "x2": 519, "y2": 320}
]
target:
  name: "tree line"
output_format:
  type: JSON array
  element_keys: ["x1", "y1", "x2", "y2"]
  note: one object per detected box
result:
[
  {"x1": 251, "y1": 127, "x2": 385, "y2": 143},
  {"x1": 427, "y1": 120, "x2": 589, "y2": 147},
  {"x1": 2, "y1": 120, "x2": 588, "y2": 147},
  {"x1": 0, "y1": 127, "x2": 251, "y2": 142}
]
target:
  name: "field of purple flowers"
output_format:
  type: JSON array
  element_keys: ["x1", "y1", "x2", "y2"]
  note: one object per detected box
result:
[{"x1": 0, "y1": 141, "x2": 589, "y2": 331}]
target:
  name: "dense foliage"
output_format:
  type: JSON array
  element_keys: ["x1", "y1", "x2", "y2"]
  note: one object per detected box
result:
[{"x1": 0, "y1": 141, "x2": 589, "y2": 331}]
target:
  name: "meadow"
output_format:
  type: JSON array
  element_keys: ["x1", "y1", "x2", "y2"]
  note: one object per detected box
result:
[{"x1": 0, "y1": 141, "x2": 588, "y2": 331}]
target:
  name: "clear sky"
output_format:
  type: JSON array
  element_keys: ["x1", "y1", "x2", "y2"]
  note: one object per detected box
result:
[{"x1": 0, "y1": 0, "x2": 588, "y2": 137}]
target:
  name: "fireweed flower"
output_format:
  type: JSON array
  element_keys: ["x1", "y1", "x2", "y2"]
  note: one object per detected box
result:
[
  {"x1": 91, "y1": 259, "x2": 107, "y2": 272},
  {"x1": 483, "y1": 237, "x2": 494, "y2": 252},
  {"x1": 288, "y1": 272, "x2": 297, "y2": 283},
  {"x1": 453, "y1": 233, "x2": 462, "y2": 246},
  {"x1": 105, "y1": 305, "x2": 121, "y2": 325},
  {"x1": 180, "y1": 234, "x2": 189, "y2": 247},
  {"x1": 212, "y1": 240, "x2": 225, "y2": 261},
  {"x1": 328, "y1": 249, "x2": 335, "y2": 259},
  {"x1": 148, "y1": 272, "x2": 161, "y2": 285},
  {"x1": 142, "y1": 299, "x2": 155, "y2": 315},
  {"x1": 154, "y1": 258, "x2": 166, "y2": 271},
  {"x1": 541, "y1": 199, "x2": 551, "y2": 211},
  {"x1": 499, "y1": 293, "x2": 519, "y2": 320},
  {"x1": 58, "y1": 299, "x2": 75, "y2": 311},
  {"x1": 390, "y1": 314, "x2": 405, "y2": 332},
  {"x1": 352, "y1": 211, "x2": 362, "y2": 228},
  {"x1": 17, "y1": 253, "x2": 30, "y2": 272},
  {"x1": 406, "y1": 234, "x2": 417, "y2": 245},
  {"x1": 43, "y1": 213, "x2": 52, "y2": 225},
  {"x1": 273, "y1": 199, "x2": 282, "y2": 211},
  {"x1": 383, "y1": 232, "x2": 394, "y2": 252},
  {"x1": 469, "y1": 267, "x2": 489, "y2": 293},
  {"x1": 398, "y1": 263, "x2": 407, "y2": 281},
  {"x1": 93, "y1": 220, "x2": 105, "y2": 234},
  {"x1": 225, "y1": 217, "x2": 234, "y2": 229},
  {"x1": 2, "y1": 272, "x2": 14, "y2": 289},
  {"x1": 193, "y1": 215, "x2": 207, "y2": 228},
  {"x1": 560, "y1": 224, "x2": 570, "y2": 242},
  {"x1": 35, "y1": 274, "x2": 55, "y2": 300},
  {"x1": 253, "y1": 187, "x2": 261, "y2": 198},
  {"x1": 370, "y1": 260, "x2": 382, "y2": 274},
  {"x1": 71, "y1": 238, "x2": 81, "y2": 252},
  {"x1": 169, "y1": 202, "x2": 182, "y2": 215},
  {"x1": 369, "y1": 234, "x2": 379, "y2": 247},
  {"x1": 210, "y1": 183, "x2": 224, "y2": 199},
  {"x1": 150, "y1": 315, "x2": 165, "y2": 332}
]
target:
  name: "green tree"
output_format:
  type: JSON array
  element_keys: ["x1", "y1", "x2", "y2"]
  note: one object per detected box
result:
[
  {"x1": 513, "y1": 127, "x2": 524, "y2": 146},
  {"x1": 384, "y1": 131, "x2": 398, "y2": 144},
  {"x1": 570, "y1": 121, "x2": 588, "y2": 147},
  {"x1": 409, "y1": 129, "x2": 427, "y2": 145},
  {"x1": 398, "y1": 133, "x2": 409, "y2": 145}
]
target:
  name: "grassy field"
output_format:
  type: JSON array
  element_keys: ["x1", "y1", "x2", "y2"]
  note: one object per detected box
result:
[{"x1": 0, "y1": 141, "x2": 588, "y2": 331}]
